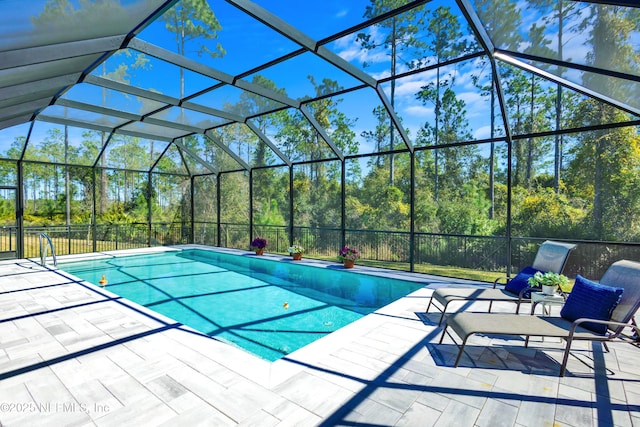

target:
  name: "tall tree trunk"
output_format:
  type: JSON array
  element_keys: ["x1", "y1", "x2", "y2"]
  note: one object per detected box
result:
[
  {"x1": 489, "y1": 79, "x2": 495, "y2": 219},
  {"x1": 526, "y1": 75, "x2": 535, "y2": 188},
  {"x1": 65, "y1": 125, "x2": 71, "y2": 226},
  {"x1": 32, "y1": 177, "x2": 36, "y2": 212},
  {"x1": 100, "y1": 61, "x2": 108, "y2": 216},
  {"x1": 554, "y1": 1, "x2": 565, "y2": 193},
  {"x1": 434, "y1": 68, "x2": 441, "y2": 201},
  {"x1": 389, "y1": 17, "x2": 396, "y2": 186},
  {"x1": 514, "y1": 103, "x2": 522, "y2": 186},
  {"x1": 593, "y1": 131, "x2": 605, "y2": 234}
]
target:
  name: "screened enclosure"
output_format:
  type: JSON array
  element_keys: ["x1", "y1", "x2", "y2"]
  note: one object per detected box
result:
[{"x1": 0, "y1": 0, "x2": 639, "y2": 281}]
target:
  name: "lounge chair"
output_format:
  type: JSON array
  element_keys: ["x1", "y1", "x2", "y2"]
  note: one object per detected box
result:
[
  {"x1": 426, "y1": 240, "x2": 577, "y2": 325},
  {"x1": 439, "y1": 259, "x2": 640, "y2": 376}
]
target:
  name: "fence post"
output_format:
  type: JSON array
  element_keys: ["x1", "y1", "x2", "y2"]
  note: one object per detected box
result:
[
  {"x1": 409, "y1": 151, "x2": 415, "y2": 272},
  {"x1": 341, "y1": 159, "x2": 346, "y2": 249},
  {"x1": 249, "y1": 170, "x2": 253, "y2": 247},
  {"x1": 92, "y1": 168, "x2": 97, "y2": 253},
  {"x1": 289, "y1": 167, "x2": 294, "y2": 248},
  {"x1": 216, "y1": 176, "x2": 221, "y2": 247}
]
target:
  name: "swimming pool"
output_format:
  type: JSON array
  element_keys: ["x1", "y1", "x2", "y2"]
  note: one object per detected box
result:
[{"x1": 59, "y1": 249, "x2": 424, "y2": 361}]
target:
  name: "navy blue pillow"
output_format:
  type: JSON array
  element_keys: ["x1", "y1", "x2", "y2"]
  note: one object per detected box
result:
[
  {"x1": 560, "y1": 275, "x2": 624, "y2": 334},
  {"x1": 504, "y1": 266, "x2": 543, "y2": 298}
]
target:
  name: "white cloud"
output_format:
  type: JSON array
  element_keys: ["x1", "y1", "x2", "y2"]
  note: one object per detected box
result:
[
  {"x1": 404, "y1": 105, "x2": 433, "y2": 117},
  {"x1": 458, "y1": 91, "x2": 484, "y2": 108},
  {"x1": 394, "y1": 79, "x2": 428, "y2": 97},
  {"x1": 368, "y1": 69, "x2": 391, "y2": 80},
  {"x1": 332, "y1": 26, "x2": 389, "y2": 67},
  {"x1": 473, "y1": 125, "x2": 491, "y2": 140}
]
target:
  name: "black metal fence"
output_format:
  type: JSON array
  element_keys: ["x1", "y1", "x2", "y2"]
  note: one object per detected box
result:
[
  {"x1": 3, "y1": 222, "x2": 639, "y2": 281},
  {"x1": 219, "y1": 223, "x2": 250, "y2": 249},
  {"x1": 414, "y1": 233, "x2": 508, "y2": 272},
  {"x1": 0, "y1": 226, "x2": 17, "y2": 259},
  {"x1": 19, "y1": 223, "x2": 190, "y2": 258},
  {"x1": 294, "y1": 226, "x2": 341, "y2": 258},
  {"x1": 346, "y1": 229, "x2": 410, "y2": 266},
  {"x1": 194, "y1": 222, "x2": 217, "y2": 246}
]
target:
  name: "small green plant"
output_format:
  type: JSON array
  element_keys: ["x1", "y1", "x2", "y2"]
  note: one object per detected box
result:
[
  {"x1": 527, "y1": 271, "x2": 569, "y2": 289},
  {"x1": 287, "y1": 244, "x2": 304, "y2": 254}
]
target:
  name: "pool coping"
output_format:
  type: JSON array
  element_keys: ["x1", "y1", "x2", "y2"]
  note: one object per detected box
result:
[{"x1": 49, "y1": 244, "x2": 478, "y2": 388}]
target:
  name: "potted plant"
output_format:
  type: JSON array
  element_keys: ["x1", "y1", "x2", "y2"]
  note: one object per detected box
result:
[
  {"x1": 528, "y1": 271, "x2": 569, "y2": 295},
  {"x1": 338, "y1": 246, "x2": 360, "y2": 268},
  {"x1": 250, "y1": 237, "x2": 267, "y2": 255},
  {"x1": 287, "y1": 244, "x2": 304, "y2": 260}
]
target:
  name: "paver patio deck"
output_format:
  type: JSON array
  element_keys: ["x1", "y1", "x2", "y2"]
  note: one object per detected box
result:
[{"x1": 0, "y1": 246, "x2": 638, "y2": 426}]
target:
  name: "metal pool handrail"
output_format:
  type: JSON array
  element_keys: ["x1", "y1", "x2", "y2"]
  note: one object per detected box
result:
[{"x1": 39, "y1": 232, "x2": 57, "y2": 267}]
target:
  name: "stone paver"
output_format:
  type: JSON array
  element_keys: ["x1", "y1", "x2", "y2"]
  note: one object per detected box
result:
[{"x1": 0, "y1": 247, "x2": 638, "y2": 426}]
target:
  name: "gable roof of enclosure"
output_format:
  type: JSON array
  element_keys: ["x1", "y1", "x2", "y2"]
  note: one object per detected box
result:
[{"x1": 0, "y1": 0, "x2": 638, "y2": 176}]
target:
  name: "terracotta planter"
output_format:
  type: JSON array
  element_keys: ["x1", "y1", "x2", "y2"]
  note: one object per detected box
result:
[
  {"x1": 254, "y1": 248, "x2": 264, "y2": 256},
  {"x1": 292, "y1": 252, "x2": 302, "y2": 261},
  {"x1": 343, "y1": 259, "x2": 355, "y2": 269}
]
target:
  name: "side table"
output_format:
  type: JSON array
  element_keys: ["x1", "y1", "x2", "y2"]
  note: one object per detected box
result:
[{"x1": 530, "y1": 292, "x2": 566, "y2": 316}]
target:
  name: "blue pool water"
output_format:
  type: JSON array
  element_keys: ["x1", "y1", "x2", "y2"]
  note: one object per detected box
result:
[{"x1": 59, "y1": 249, "x2": 424, "y2": 361}]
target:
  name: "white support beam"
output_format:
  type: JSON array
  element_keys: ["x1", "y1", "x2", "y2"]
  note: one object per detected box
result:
[
  {"x1": 37, "y1": 115, "x2": 114, "y2": 134},
  {"x1": 56, "y1": 98, "x2": 141, "y2": 122},
  {"x1": 84, "y1": 75, "x2": 179, "y2": 106},
  {"x1": 114, "y1": 128, "x2": 174, "y2": 143},
  {"x1": 128, "y1": 38, "x2": 234, "y2": 84},
  {"x1": 143, "y1": 117, "x2": 202, "y2": 134},
  {"x1": 182, "y1": 102, "x2": 243, "y2": 123},
  {"x1": 0, "y1": 99, "x2": 49, "y2": 122},
  {"x1": 0, "y1": 35, "x2": 125, "y2": 70},
  {"x1": 0, "y1": 114, "x2": 33, "y2": 131},
  {"x1": 0, "y1": 74, "x2": 80, "y2": 102}
]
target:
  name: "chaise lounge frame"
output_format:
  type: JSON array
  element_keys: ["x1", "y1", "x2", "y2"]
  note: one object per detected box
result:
[
  {"x1": 439, "y1": 259, "x2": 640, "y2": 376},
  {"x1": 427, "y1": 240, "x2": 577, "y2": 325}
]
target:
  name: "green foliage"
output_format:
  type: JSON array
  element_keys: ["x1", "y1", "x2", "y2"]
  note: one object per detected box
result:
[
  {"x1": 511, "y1": 187, "x2": 586, "y2": 238},
  {"x1": 527, "y1": 271, "x2": 569, "y2": 288},
  {"x1": 161, "y1": 0, "x2": 225, "y2": 58}
]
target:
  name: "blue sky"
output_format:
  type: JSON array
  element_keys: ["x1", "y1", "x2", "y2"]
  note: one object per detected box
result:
[{"x1": 2, "y1": 0, "x2": 638, "y2": 170}]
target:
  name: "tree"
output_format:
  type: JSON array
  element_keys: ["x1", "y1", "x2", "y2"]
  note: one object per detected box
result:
[
  {"x1": 357, "y1": 0, "x2": 428, "y2": 184},
  {"x1": 474, "y1": 0, "x2": 523, "y2": 216},
  {"x1": 231, "y1": 75, "x2": 288, "y2": 167},
  {"x1": 499, "y1": 65, "x2": 553, "y2": 188},
  {"x1": 161, "y1": 0, "x2": 225, "y2": 99},
  {"x1": 280, "y1": 77, "x2": 356, "y2": 181},
  {"x1": 361, "y1": 106, "x2": 391, "y2": 168},
  {"x1": 565, "y1": 5, "x2": 640, "y2": 240},
  {"x1": 414, "y1": 6, "x2": 470, "y2": 200},
  {"x1": 472, "y1": 0, "x2": 522, "y2": 51},
  {"x1": 526, "y1": 0, "x2": 583, "y2": 193},
  {"x1": 416, "y1": 82, "x2": 476, "y2": 196}
]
